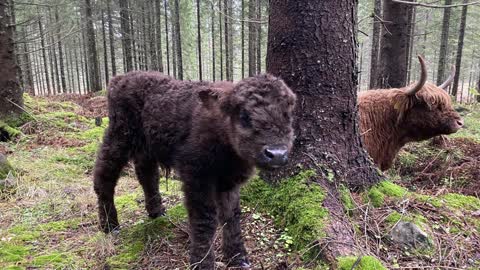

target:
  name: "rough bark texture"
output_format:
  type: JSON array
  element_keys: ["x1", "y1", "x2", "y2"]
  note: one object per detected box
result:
[
  {"x1": 452, "y1": 0, "x2": 468, "y2": 97},
  {"x1": 369, "y1": 0, "x2": 382, "y2": 89},
  {"x1": 436, "y1": 0, "x2": 453, "y2": 86},
  {"x1": 265, "y1": 0, "x2": 382, "y2": 263},
  {"x1": 173, "y1": 0, "x2": 183, "y2": 80},
  {"x1": 119, "y1": 0, "x2": 133, "y2": 72},
  {"x1": 377, "y1": 0, "x2": 413, "y2": 88},
  {"x1": 85, "y1": 0, "x2": 101, "y2": 92},
  {"x1": 0, "y1": 0, "x2": 23, "y2": 118}
]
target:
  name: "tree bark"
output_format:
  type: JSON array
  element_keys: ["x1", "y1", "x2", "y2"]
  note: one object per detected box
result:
[
  {"x1": 55, "y1": 7, "x2": 67, "y2": 93},
  {"x1": 21, "y1": 27, "x2": 34, "y2": 95},
  {"x1": 405, "y1": 3, "x2": 416, "y2": 85},
  {"x1": 266, "y1": 0, "x2": 382, "y2": 263},
  {"x1": 196, "y1": 0, "x2": 202, "y2": 80},
  {"x1": 256, "y1": 0, "x2": 261, "y2": 74},
  {"x1": 248, "y1": 0, "x2": 257, "y2": 76},
  {"x1": 0, "y1": 0, "x2": 23, "y2": 118},
  {"x1": 224, "y1": 0, "x2": 230, "y2": 81},
  {"x1": 119, "y1": 0, "x2": 133, "y2": 72},
  {"x1": 85, "y1": 0, "x2": 101, "y2": 91},
  {"x1": 211, "y1": 2, "x2": 216, "y2": 81},
  {"x1": 436, "y1": 0, "x2": 453, "y2": 86},
  {"x1": 241, "y1": 0, "x2": 245, "y2": 79},
  {"x1": 37, "y1": 15, "x2": 51, "y2": 95},
  {"x1": 369, "y1": 0, "x2": 382, "y2": 89},
  {"x1": 219, "y1": 0, "x2": 223, "y2": 80},
  {"x1": 451, "y1": 0, "x2": 469, "y2": 97},
  {"x1": 107, "y1": 0, "x2": 116, "y2": 76},
  {"x1": 173, "y1": 0, "x2": 183, "y2": 80},
  {"x1": 101, "y1": 9, "x2": 109, "y2": 86},
  {"x1": 377, "y1": 0, "x2": 413, "y2": 88},
  {"x1": 154, "y1": 0, "x2": 164, "y2": 72},
  {"x1": 164, "y1": 0, "x2": 170, "y2": 75}
]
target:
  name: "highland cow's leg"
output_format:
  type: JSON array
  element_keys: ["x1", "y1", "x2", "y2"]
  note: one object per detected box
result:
[
  {"x1": 93, "y1": 130, "x2": 130, "y2": 233},
  {"x1": 215, "y1": 187, "x2": 250, "y2": 268},
  {"x1": 184, "y1": 185, "x2": 218, "y2": 270},
  {"x1": 133, "y1": 154, "x2": 165, "y2": 218}
]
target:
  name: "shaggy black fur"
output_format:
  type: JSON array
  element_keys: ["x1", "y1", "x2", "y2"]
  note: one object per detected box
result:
[{"x1": 93, "y1": 71, "x2": 296, "y2": 269}]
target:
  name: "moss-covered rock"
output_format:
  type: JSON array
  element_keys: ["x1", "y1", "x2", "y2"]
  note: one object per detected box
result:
[
  {"x1": 241, "y1": 170, "x2": 329, "y2": 258},
  {"x1": 337, "y1": 255, "x2": 386, "y2": 270}
]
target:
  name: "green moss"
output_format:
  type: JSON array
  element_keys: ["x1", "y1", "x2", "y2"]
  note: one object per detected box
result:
[
  {"x1": 0, "y1": 243, "x2": 31, "y2": 263},
  {"x1": 75, "y1": 125, "x2": 106, "y2": 141},
  {"x1": 397, "y1": 150, "x2": 418, "y2": 168},
  {"x1": 115, "y1": 193, "x2": 140, "y2": 211},
  {"x1": 241, "y1": 170, "x2": 328, "y2": 258},
  {"x1": 0, "y1": 157, "x2": 14, "y2": 180},
  {"x1": 7, "y1": 224, "x2": 41, "y2": 242},
  {"x1": 37, "y1": 219, "x2": 80, "y2": 232},
  {"x1": 365, "y1": 181, "x2": 409, "y2": 207},
  {"x1": 441, "y1": 193, "x2": 480, "y2": 210},
  {"x1": 337, "y1": 255, "x2": 386, "y2": 270},
  {"x1": 385, "y1": 211, "x2": 402, "y2": 225},
  {"x1": 31, "y1": 252, "x2": 74, "y2": 267},
  {"x1": 0, "y1": 121, "x2": 21, "y2": 139},
  {"x1": 339, "y1": 184, "x2": 355, "y2": 215}
]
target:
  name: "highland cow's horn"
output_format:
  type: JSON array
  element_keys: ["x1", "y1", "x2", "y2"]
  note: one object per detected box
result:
[
  {"x1": 439, "y1": 65, "x2": 456, "y2": 90},
  {"x1": 405, "y1": 56, "x2": 427, "y2": 96}
]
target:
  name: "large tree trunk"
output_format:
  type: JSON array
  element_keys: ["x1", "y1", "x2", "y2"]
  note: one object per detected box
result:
[
  {"x1": 85, "y1": 0, "x2": 101, "y2": 92},
  {"x1": 0, "y1": 0, "x2": 23, "y2": 118},
  {"x1": 376, "y1": 0, "x2": 413, "y2": 88},
  {"x1": 369, "y1": 0, "x2": 382, "y2": 89},
  {"x1": 119, "y1": 0, "x2": 133, "y2": 72},
  {"x1": 451, "y1": 0, "x2": 469, "y2": 97},
  {"x1": 196, "y1": 0, "x2": 203, "y2": 80},
  {"x1": 266, "y1": 0, "x2": 382, "y2": 263},
  {"x1": 173, "y1": 0, "x2": 183, "y2": 80},
  {"x1": 436, "y1": 0, "x2": 453, "y2": 86}
]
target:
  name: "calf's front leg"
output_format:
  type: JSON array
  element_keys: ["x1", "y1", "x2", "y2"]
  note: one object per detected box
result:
[
  {"x1": 184, "y1": 185, "x2": 218, "y2": 270},
  {"x1": 215, "y1": 187, "x2": 250, "y2": 268}
]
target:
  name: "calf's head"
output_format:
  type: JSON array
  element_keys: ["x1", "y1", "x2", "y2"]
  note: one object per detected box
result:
[
  {"x1": 200, "y1": 74, "x2": 296, "y2": 169},
  {"x1": 394, "y1": 56, "x2": 463, "y2": 141}
]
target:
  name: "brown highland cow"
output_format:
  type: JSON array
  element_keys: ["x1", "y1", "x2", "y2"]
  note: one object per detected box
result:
[
  {"x1": 359, "y1": 56, "x2": 463, "y2": 171},
  {"x1": 93, "y1": 71, "x2": 296, "y2": 269}
]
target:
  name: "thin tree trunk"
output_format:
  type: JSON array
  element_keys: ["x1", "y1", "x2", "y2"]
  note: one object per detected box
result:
[
  {"x1": 55, "y1": 7, "x2": 67, "y2": 93},
  {"x1": 154, "y1": 0, "x2": 163, "y2": 72},
  {"x1": 107, "y1": 0, "x2": 116, "y2": 76},
  {"x1": 164, "y1": 0, "x2": 170, "y2": 75},
  {"x1": 211, "y1": 2, "x2": 216, "y2": 81},
  {"x1": 369, "y1": 0, "x2": 381, "y2": 89},
  {"x1": 406, "y1": 4, "x2": 416, "y2": 85},
  {"x1": 173, "y1": 0, "x2": 183, "y2": 80},
  {"x1": 85, "y1": 0, "x2": 101, "y2": 91},
  {"x1": 256, "y1": 0, "x2": 261, "y2": 74},
  {"x1": 21, "y1": 27, "x2": 34, "y2": 95},
  {"x1": 119, "y1": 0, "x2": 133, "y2": 72},
  {"x1": 248, "y1": 0, "x2": 256, "y2": 76},
  {"x1": 141, "y1": 2, "x2": 148, "y2": 70},
  {"x1": 81, "y1": 29, "x2": 90, "y2": 93},
  {"x1": 219, "y1": 0, "x2": 223, "y2": 80},
  {"x1": 241, "y1": 0, "x2": 245, "y2": 79},
  {"x1": 224, "y1": 0, "x2": 230, "y2": 81},
  {"x1": 228, "y1": 0, "x2": 233, "y2": 80},
  {"x1": 38, "y1": 16, "x2": 51, "y2": 95},
  {"x1": 48, "y1": 8, "x2": 60, "y2": 94},
  {"x1": 196, "y1": 0, "x2": 203, "y2": 80},
  {"x1": 101, "y1": 9, "x2": 109, "y2": 86},
  {"x1": 266, "y1": 0, "x2": 381, "y2": 263},
  {"x1": 451, "y1": 0, "x2": 469, "y2": 97},
  {"x1": 436, "y1": 0, "x2": 453, "y2": 86},
  {"x1": 33, "y1": 40, "x2": 43, "y2": 95},
  {"x1": 74, "y1": 40, "x2": 81, "y2": 94}
]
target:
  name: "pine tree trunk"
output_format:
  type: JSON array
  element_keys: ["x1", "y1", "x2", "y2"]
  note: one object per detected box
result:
[
  {"x1": 219, "y1": 0, "x2": 223, "y2": 80},
  {"x1": 154, "y1": 0, "x2": 164, "y2": 72},
  {"x1": 164, "y1": 0, "x2": 170, "y2": 75},
  {"x1": 21, "y1": 27, "x2": 34, "y2": 95},
  {"x1": 248, "y1": 0, "x2": 256, "y2": 76},
  {"x1": 436, "y1": 0, "x2": 453, "y2": 86},
  {"x1": 0, "y1": 0, "x2": 23, "y2": 118},
  {"x1": 266, "y1": 0, "x2": 381, "y2": 263},
  {"x1": 196, "y1": 0, "x2": 203, "y2": 80},
  {"x1": 255, "y1": 0, "x2": 261, "y2": 74},
  {"x1": 48, "y1": 9, "x2": 58, "y2": 94},
  {"x1": 228, "y1": 0, "x2": 233, "y2": 80},
  {"x1": 74, "y1": 39, "x2": 81, "y2": 94},
  {"x1": 33, "y1": 40, "x2": 43, "y2": 95},
  {"x1": 376, "y1": 0, "x2": 413, "y2": 88},
  {"x1": 81, "y1": 28, "x2": 90, "y2": 93},
  {"x1": 405, "y1": 4, "x2": 416, "y2": 85},
  {"x1": 38, "y1": 16, "x2": 51, "y2": 95},
  {"x1": 107, "y1": 0, "x2": 116, "y2": 76},
  {"x1": 101, "y1": 9, "x2": 109, "y2": 86},
  {"x1": 369, "y1": 0, "x2": 381, "y2": 89},
  {"x1": 451, "y1": 0, "x2": 468, "y2": 97},
  {"x1": 141, "y1": 2, "x2": 148, "y2": 70},
  {"x1": 241, "y1": 0, "x2": 245, "y2": 79},
  {"x1": 85, "y1": 0, "x2": 101, "y2": 91},
  {"x1": 211, "y1": 2, "x2": 216, "y2": 81},
  {"x1": 55, "y1": 7, "x2": 67, "y2": 93},
  {"x1": 173, "y1": 0, "x2": 183, "y2": 80},
  {"x1": 119, "y1": 0, "x2": 133, "y2": 72},
  {"x1": 224, "y1": 0, "x2": 230, "y2": 81}
]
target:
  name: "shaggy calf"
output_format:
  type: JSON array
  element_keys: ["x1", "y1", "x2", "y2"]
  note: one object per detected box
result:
[
  {"x1": 93, "y1": 72, "x2": 296, "y2": 269},
  {"x1": 359, "y1": 56, "x2": 463, "y2": 170}
]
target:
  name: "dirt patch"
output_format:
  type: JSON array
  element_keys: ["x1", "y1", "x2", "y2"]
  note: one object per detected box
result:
[
  {"x1": 46, "y1": 94, "x2": 108, "y2": 118},
  {"x1": 395, "y1": 138, "x2": 480, "y2": 197}
]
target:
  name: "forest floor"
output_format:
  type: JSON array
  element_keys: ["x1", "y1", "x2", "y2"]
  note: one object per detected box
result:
[{"x1": 0, "y1": 94, "x2": 479, "y2": 270}]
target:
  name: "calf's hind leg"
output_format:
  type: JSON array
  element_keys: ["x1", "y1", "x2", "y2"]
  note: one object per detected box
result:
[
  {"x1": 93, "y1": 129, "x2": 130, "y2": 233},
  {"x1": 133, "y1": 154, "x2": 165, "y2": 218}
]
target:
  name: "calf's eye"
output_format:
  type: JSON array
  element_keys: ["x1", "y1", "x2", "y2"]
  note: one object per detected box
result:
[{"x1": 239, "y1": 110, "x2": 252, "y2": 128}]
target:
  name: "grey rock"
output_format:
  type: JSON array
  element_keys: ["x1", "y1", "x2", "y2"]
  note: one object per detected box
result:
[{"x1": 390, "y1": 221, "x2": 430, "y2": 248}]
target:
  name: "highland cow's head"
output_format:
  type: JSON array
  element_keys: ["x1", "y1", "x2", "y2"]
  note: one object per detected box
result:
[
  {"x1": 394, "y1": 56, "x2": 463, "y2": 141},
  {"x1": 199, "y1": 74, "x2": 296, "y2": 169}
]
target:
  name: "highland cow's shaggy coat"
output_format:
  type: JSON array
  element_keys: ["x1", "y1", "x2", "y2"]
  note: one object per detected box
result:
[
  {"x1": 93, "y1": 71, "x2": 296, "y2": 269},
  {"x1": 359, "y1": 57, "x2": 463, "y2": 170}
]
